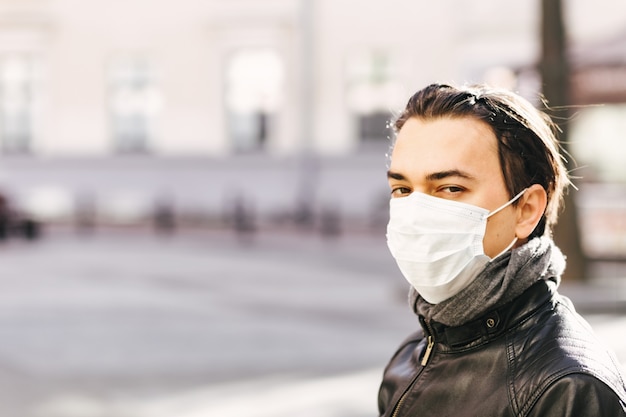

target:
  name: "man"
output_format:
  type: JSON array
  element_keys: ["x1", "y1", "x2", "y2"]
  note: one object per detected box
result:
[{"x1": 379, "y1": 83, "x2": 626, "y2": 416}]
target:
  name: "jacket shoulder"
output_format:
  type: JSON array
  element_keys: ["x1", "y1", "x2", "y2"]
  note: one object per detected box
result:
[
  {"x1": 385, "y1": 329, "x2": 424, "y2": 365},
  {"x1": 509, "y1": 296, "x2": 626, "y2": 416},
  {"x1": 526, "y1": 374, "x2": 626, "y2": 416}
]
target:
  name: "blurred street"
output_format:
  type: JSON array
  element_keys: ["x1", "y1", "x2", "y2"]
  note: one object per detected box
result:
[{"x1": 0, "y1": 227, "x2": 624, "y2": 417}]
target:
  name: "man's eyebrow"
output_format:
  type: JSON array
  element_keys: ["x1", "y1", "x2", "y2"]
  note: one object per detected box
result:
[
  {"x1": 426, "y1": 169, "x2": 475, "y2": 181},
  {"x1": 387, "y1": 169, "x2": 476, "y2": 181},
  {"x1": 386, "y1": 170, "x2": 406, "y2": 180}
]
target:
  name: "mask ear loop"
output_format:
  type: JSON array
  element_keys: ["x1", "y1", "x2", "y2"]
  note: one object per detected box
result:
[
  {"x1": 486, "y1": 188, "x2": 528, "y2": 219},
  {"x1": 486, "y1": 188, "x2": 528, "y2": 261},
  {"x1": 490, "y1": 237, "x2": 518, "y2": 261}
]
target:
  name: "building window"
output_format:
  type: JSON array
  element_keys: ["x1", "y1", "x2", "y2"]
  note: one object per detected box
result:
[
  {"x1": 0, "y1": 53, "x2": 36, "y2": 154},
  {"x1": 358, "y1": 111, "x2": 391, "y2": 141},
  {"x1": 346, "y1": 49, "x2": 404, "y2": 145},
  {"x1": 108, "y1": 57, "x2": 161, "y2": 154},
  {"x1": 225, "y1": 48, "x2": 283, "y2": 153}
]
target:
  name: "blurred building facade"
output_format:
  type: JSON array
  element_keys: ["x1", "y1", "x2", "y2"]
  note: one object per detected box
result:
[
  {"x1": 0, "y1": 0, "x2": 543, "y2": 158},
  {"x1": 0, "y1": 0, "x2": 624, "y2": 234}
]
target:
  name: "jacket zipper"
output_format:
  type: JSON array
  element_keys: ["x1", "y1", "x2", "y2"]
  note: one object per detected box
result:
[
  {"x1": 390, "y1": 323, "x2": 436, "y2": 417},
  {"x1": 421, "y1": 335, "x2": 435, "y2": 366}
]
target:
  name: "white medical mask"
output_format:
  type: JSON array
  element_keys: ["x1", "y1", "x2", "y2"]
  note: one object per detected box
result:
[{"x1": 386, "y1": 189, "x2": 527, "y2": 304}]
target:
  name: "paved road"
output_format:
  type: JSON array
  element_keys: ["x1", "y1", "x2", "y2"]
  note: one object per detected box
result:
[{"x1": 0, "y1": 227, "x2": 624, "y2": 417}]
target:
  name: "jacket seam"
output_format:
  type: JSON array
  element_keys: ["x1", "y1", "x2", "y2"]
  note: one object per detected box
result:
[
  {"x1": 506, "y1": 334, "x2": 520, "y2": 416},
  {"x1": 506, "y1": 301, "x2": 554, "y2": 416}
]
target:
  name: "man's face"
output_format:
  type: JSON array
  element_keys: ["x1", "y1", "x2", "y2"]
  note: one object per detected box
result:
[{"x1": 387, "y1": 116, "x2": 519, "y2": 258}]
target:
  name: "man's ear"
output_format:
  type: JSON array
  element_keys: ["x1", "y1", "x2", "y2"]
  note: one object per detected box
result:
[{"x1": 515, "y1": 184, "x2": 547, "y2": 240}]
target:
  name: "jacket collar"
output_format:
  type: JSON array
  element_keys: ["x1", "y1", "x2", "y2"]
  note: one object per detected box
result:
[{"x1": 420, "y1": 280, "x2": 557, "y2": 348}]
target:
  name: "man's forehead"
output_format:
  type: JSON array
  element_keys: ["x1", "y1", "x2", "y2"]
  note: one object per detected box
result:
[{"x1": 389, "y1": 117, "x2": 500, "y2": 180}]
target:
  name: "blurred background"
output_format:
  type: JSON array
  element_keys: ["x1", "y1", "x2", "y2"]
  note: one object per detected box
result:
[{"x1": 0, "y1": 0, "x2": 624, "y2": 416}]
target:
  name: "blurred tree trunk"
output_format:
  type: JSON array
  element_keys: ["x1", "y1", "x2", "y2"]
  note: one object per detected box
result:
[{"x1": 539, "y1": 0, "x2": 588, "y2": 281}]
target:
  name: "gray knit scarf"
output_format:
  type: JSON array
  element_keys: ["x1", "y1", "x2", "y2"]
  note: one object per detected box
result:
[{"x1": 410, "y1": 236, "x2": 566, "y2": 327}]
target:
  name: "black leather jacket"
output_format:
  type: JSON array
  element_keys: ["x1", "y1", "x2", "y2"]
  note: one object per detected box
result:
[{"x1": 378, "y1": 281, "x2": 626, "y2": 416}]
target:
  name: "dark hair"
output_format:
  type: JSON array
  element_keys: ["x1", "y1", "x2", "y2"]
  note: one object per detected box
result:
[{"x1": 393, "y1": 83, "x2": 570, "y2": 238}]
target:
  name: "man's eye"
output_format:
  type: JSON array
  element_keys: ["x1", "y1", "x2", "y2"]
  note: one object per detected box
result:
[
  {"x1": 440, "y1": 186, "x2": 464, "y2": 193},
  {"x1": 391, "y1": 187, "x2": 411, "y2": 197}
]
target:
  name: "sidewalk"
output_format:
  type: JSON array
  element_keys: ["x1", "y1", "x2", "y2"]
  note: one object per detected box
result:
[{"x1": 33, "y1": 369, "x2": 381, "y2": 417}]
